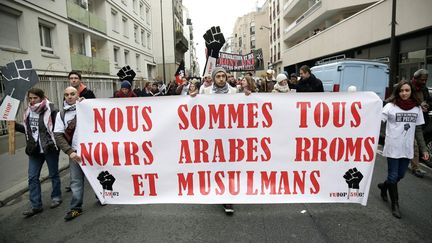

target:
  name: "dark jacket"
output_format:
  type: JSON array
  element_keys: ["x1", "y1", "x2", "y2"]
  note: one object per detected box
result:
[
  {"x1": 296, "y1": 74, "x2": 324, "y2": 92},
  {"x1": 413, "y1": 84, "x2": 432, "y2": 126},
  {"x1": 80, "y1": 87, "x2": 96, "y2": 99},
  {"x1": 16, "y1": 103, "x2": 58, "y2": 155}
]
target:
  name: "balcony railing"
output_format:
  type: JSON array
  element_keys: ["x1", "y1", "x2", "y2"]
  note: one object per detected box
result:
[
  {"x1": 284, "y1": 0, "x2": 322, "y2": 34},
  {"x1": 66, "y1": 0, "x2": 106, "y2": 34},
  {"x1": 71, "y1": 53, "x2": 109, "y2": 74}
]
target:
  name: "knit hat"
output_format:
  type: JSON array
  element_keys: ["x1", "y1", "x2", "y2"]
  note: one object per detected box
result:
[
  {"x1": 211, "y1": 67, "x2": 227, "y2": 81},
  {"x1": 121, "y1": 80, "x2": 132, "y2": 89},
  {"x1": 276, "y1": 73, "x2": 288, "y2": 83}
]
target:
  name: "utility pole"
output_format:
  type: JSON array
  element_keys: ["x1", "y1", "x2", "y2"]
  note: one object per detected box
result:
[{"x1": 389, "y1": 0, "x2": 397, "y2": 91}]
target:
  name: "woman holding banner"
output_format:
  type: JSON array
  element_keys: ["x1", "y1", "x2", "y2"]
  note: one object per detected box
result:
[
  {"x1": 378, "y1": 80, "x2": 429, "y2": 219},
  {"x1": 15, "y1": 88, "x2": 62, "y2": 217}
]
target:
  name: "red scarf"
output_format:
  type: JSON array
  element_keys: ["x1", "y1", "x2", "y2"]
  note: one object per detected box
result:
[
  {"x1": 395, "y1": 98, "x2": 417, "y2": 111},
  {"x1": 114, "y1": 90, "x2": 137, "y2": 98}
]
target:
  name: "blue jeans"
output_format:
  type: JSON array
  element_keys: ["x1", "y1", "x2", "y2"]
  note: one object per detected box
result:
[
  {"x1": 69, "y1": 158, "x2": 84, "y2": 210},
  {"x1": 387, "y1": 157, "x2": 410, "y2": 184},
  {"x1": 28, "y1": 151, "x2": 61, "y2": 209}
]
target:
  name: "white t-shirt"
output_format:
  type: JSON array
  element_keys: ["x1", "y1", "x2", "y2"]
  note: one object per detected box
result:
[
  {"x1": 382, "y1": 103, "x2": 424, "y2": 159},
  {"x1": 54, "y1": 109, "x2": 78, "y2": 150}
]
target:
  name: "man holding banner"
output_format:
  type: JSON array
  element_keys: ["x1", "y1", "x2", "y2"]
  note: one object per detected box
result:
[{"x1": 54, "y1": 87, "x2": 84, "y2": 221}]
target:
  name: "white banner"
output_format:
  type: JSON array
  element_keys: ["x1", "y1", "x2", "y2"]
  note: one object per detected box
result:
[
  {"x1": 0, "y1": 95, "x2": 20, "y2": 121},
  {"x1": 77, "y1": 92, "x2": 382, "y2": 205}
]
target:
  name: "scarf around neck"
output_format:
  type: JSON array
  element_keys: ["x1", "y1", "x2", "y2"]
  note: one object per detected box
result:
[
  {"x1": 212, "y1": 83, "x2": 229, "y2": 94},
  {"x1": 63, "y1": 101, "x2": 76, "y2": 111},
  {"x1": 24, "y1": 98, "x2": 56, "y2": 147},
  {"x1": 273, "y1": 83, "x2": 290, "y2": 93},
  {"x1": 395, "y1": 98, "x2": 417, "y2": 111}
]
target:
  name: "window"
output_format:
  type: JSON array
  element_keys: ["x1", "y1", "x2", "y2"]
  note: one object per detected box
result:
[
  {"x1": 147, "y1": 33, "x2": 151, "y2": 49},
  {"x1": 250, "y1": 40, "x2": 256, "y2": 49},
  {"x1": 111, "y1": 9, "x2": 119, "y2": 32},
  {"x1": 113, "y1": 46, "x2": 119, "y2": 66},
  {"x1": 139, "y1": 2, "x2": 144, "y2": 19},
  {"x1": 0, "y1": 8, "x2": 21, "y2": 49},
  {"x1": 39, "y1": 20, "x2": 54, "y2": 54},
  {"x1": 145, "y1": 7, "x2": 150, "y2": 24},
  {"x1": 133, "y1": 0, "x2": 138, "y2": 12},
  {"x1": 141, "y1": 29, "x2": 146, "y2": 47},
  {"x1": 134, "y1": 24, "x2": 139, "y2": 43},
  {"x1": 122, "y1": 16, "x2": 128, "y2": 37},
  {"x1": 124, "y1": 50, "x2": 129, "y2": 64},
  {"x1": 136, "y1": 54, "x2": 140, "y2": 71}
]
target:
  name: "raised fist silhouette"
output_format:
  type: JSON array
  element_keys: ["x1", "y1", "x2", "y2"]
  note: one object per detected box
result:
[
  {"x1": 203, "y1": 26, "x2": 225, "y2": 58},
  {"x1": 117, "y1": 65, "x2": 136, "y2": 82},
  {"x1": 1, "y1": 60, "x2": 38, "y2": 101},
  {"x1": 343, "y1": 168, "x2": 363, "y2": 189},
  {"x1": 97, "y1": 171, "x2": 116, "y2": 191}
]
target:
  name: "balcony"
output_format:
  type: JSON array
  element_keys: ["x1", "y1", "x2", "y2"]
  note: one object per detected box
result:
[
  {"x1": 71, "y1": 53, "x2": 109, "y2": 74},
  {"x1": 175, "y1": 31, "x2": 189, "y2": 53},
  {"x1": 66, "y1": 0, "x2": 106, "y2": 34},
  {"x1": 284, "y1": 0, "x2": 322, "y2": 35}
]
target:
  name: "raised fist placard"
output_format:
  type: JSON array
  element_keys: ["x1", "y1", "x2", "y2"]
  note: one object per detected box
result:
[
  {"x1": 203, "y1": 26, "x2": 226, "y2": 59},
  {"x1": 1, "y1": 60, "x2": 38, "y2": 101}
]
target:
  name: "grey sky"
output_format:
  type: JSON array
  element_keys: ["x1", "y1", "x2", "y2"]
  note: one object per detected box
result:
[{"x1": 182, "y1": 0, "x2": 266, "y2": 75}]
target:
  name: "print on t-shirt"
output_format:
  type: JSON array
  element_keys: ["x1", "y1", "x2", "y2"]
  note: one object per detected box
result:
[
  {"x1": 395, "y1": 113, "x2": 417, "y2": 136},
  {"x1": 29, "y1": 117, "x2": 39, "y2": 134}
]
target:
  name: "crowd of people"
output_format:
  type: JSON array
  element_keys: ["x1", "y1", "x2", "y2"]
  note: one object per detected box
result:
[{"x1": 13, "y1": 65, "x2": 430, "y2": 221}]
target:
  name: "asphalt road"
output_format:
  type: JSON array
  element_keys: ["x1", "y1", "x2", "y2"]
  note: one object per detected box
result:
[{"x1": 0, "y1": 152, "x2": 431, "y2": 243}]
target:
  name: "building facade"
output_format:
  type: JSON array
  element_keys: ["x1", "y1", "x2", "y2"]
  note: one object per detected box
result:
[
  {"x1": 0, "y1": 0, "x2": 156, "y2": 95},
  {"x1": 279, "y1": 0, "x2": 432, "y2": 86},
  {"x1": 231, "y1": 2, "x2": 270, "y2": 77},
  {"x1": 151, "y1": 0, "x2": 188, "y2": 83},
  {"x1": 183, "y1": 6, "x2": 199, "y2": 78}
]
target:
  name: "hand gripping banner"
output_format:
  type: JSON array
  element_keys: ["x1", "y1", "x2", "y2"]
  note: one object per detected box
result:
[{"x1": 76, "y1": 92, "x2": 382, "y2": 205}]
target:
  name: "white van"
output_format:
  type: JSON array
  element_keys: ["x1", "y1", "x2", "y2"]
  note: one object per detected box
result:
[{"x1": 311, "y1": 60, "x2": 389, "y2": 100}]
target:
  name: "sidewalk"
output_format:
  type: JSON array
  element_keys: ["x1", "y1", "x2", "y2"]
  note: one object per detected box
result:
[{"x1": 0, "y1": 147, "x2": 70, "y2": 206}]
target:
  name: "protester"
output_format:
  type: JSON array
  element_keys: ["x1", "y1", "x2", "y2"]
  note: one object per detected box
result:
[
  {"x1": 272, "y1": 73, "x2": 291, "y2": 93},
  {"x1": 201, "y1": 67, "x2": 237, "y2": 95},
  {"x1": 53, "y1": 87, "x2": 84, "y2": 221},
  {"x1": 176, "y1": 77, "x2": 190, "y2": 95},
  {"x1": 263, "y1": 69, "x2": 276, "y2": 92},
  {"x1": 188, "y1": 80, "x2": 199, "y2": 96},
  {"x1": 409, "y1": 69, "x2": 431, "y2": 177},
  {"x1": 15, "y1": 88, "x2": 61, "y2": 217},
  {"x1": 195, "y1": 67, "x2": 237, "y2": 214},
  {"x1": 289, "y1": 73, "x2": 298, "y2": 90},
  {"x1": 166, "y1": 80, "x2": 179, "y2": 96},
  {"x1": 227, "y1": 72, "x2": 236, "y2": 87},
  {"x1": 378, "y1": 80, "x2": 429, "y2": 219},
  {"x1": 114, "y1": 80, "x2": 137, "y2": 98},
  {"x1": 68, "y1": 71, "x2": 96, "y2": 99},
  {"x1": 149, "y1": 82, "x2": 163, "y2": 96},
  {"x1": 199, "y1": 74, "x2": 213, "y2": 94},
  {"x1": 240, "y1": 75, "x2": 257, "y2": 96},
  {"x1": 296, "y1": 65, "x2": 324, "y2": 92}
]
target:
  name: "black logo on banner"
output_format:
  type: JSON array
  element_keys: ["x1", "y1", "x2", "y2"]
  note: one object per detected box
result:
[{"x1": 97, "y1": 171, "x2": 119, "y2": 198}]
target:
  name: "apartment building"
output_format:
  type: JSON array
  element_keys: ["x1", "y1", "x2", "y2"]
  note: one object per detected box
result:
[
  {"x1": 230, "y1": 1, "x2": 270, "y2": 77},
  {"x1": 280, "y1": 0, "x2": 432, "y2": 84},
  {"x1": 151, "y1": 0, "x2": 189, "y2": 83},
  {"x1": 183, "y1": 6, "x2": 199, "y2": 77},
  {"x1": 0, "y1": 0, "x2": 156, "y2": 99},
  {"x1": 268, "y1": 0, "x2": 283, "y2": 74}
]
